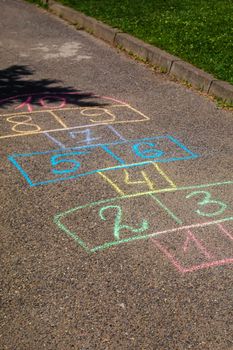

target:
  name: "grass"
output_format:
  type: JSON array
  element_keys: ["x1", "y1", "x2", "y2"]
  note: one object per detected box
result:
[
  {"x1": 27, "y1": 0, "x2": 48, "y2": 8},
  {"x1": 55, "y1": 0, "x2": 233, "y2": 85}
]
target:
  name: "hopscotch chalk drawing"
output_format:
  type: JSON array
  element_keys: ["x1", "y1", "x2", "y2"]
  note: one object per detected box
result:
[
  {"x1": 8, "y1": 135, "x2": 198, "y2": 186},
  {"x1": 151, "y1": 223, "x2": 233, "y2": 273},
  {"x1": 0, "y1": 92, "x2": 149, "y2": 139},
  {"x1": 44, "y1": 125, "x2": 127, "y2": 149},
  {"x1": 1, "y1": 92, "x2": 232, "y2": 274},
  {"x1": 54, "y1": 182, "x2": 233, "y2": 251}
]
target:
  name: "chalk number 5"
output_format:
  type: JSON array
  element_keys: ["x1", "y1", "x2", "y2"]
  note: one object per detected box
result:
[
  {"x1": 51, "y1": 151, "x2": 88, "y2": 175},
  {"x1": 186, "y1": 190, "x2": 227, "y2": 217}
]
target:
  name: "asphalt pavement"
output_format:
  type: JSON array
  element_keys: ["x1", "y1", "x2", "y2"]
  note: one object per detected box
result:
[{"x1": 0, "y1": 1, "x2": 232, "y2": 349}]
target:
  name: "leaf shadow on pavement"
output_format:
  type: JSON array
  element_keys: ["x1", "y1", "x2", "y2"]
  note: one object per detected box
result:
[{"x1": 0, "y1": 65, "x2": 107, "y2": 109}]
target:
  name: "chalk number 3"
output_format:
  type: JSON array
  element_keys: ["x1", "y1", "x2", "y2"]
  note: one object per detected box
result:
[{"x1": 186, "y1": 190, "x2": 227, "y2": 217}]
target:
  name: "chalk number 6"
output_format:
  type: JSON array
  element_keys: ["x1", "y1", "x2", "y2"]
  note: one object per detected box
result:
[{"x1": 186, "y1": 190, "x2": 227, "y2": 217}]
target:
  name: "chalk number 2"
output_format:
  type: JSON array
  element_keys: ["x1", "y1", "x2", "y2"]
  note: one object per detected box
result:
[
  {"x1": 99, "y1": 205, "x2": 148, "y2": 240},
  {"x1": 186, "y1": 190, "x2": 228, "y2": 217}
]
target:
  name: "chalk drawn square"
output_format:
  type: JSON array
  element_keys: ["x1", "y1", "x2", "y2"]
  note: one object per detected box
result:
[
  {"x1": 8, "y1": 135, "x2": 199, "y2": 187},
  {"x1": 107, "y1": 135, "x2": 198, "y2": 164},
  {"x1": 98, "y1": 162, "x2": 177, "y2": 196},
  {"x1": 0, "y1": 94, "x2": 150, "y2": 139},
  {"x1": 156, "y1": 184, "x2": 233, "y2": 226},
  {"x1": 8, "y1": 145, "x2": 125, "y2": 186},
  {"x1": 0, "y1": 111, "x2": 66, "y2": 139},
  {"x1": 54, "y1": 194, "x2": 184, "y2": 253},
  {"x1": 54, "y1": 104, "x2": 150, "y2": 128},
  {"x1": 44, "y1": 125, "x2": 127, "y2": 150},
  {"x1": 151, "y1": 223, "x2": 233, "y2": 273},
  {"x1": 54, "y1": 186, "x2": 233, "y2": 254}
]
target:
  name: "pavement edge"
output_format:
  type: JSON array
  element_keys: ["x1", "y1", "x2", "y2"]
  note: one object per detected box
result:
[{"x1": 41, "y1": 0, "x2": 233, "y2": 103}]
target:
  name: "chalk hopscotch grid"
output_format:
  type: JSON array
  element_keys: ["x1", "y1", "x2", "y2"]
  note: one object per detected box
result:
[
  {"x1": 0, "y1": 104, "x2": 150, "y2": 139},
  {"x1": 43, "y1": 125, "x2": 128, "y2": 149},
  {"x1": 98, "y1": 162, "x2": 178, "y2": 196},
  {"x1": 2, "y1": 93, "x2": 232, "y2": 273},
  {"x1": 54, "y1": 181, "x2": 233, "y2": 253},
  {"x1": 151, "y1": 223, "x2": 233, "y2": 273},
  {"x1": 0, "y1": 91, "x2": 130, "y2": 109},
  {"x1": 7, "y1": 135, "x2": 199, "y2": 186}
]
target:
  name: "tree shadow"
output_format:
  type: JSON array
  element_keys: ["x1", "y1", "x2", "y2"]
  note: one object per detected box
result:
[{"x1": 0, "y1": 65, "x2": 108, "y2": 109}]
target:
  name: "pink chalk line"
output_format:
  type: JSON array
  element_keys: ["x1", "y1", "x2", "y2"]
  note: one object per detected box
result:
[
  {"x1": 151, "y1": 223, "x2": 233, "y2": 273},
  {"x1": 0, "y1": 92, "x2": 128, "y2": 107},
  {"x1": 152, "y1": 239, "x2": 233, "y2": 274},
  {"x1": 183, "y1": 229, "x2": 213, "y2": 259},
  {"x1": 218, "y1": 223, "x2": 233, "y2": 240}
]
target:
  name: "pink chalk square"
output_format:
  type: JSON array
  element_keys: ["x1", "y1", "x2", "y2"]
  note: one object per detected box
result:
[{"x1": 151, "y1": 223, "x2": 233, "y2": 273}]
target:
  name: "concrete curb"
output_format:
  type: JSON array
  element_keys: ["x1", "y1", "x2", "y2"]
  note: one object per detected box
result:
[
  {"x1": 41, "y1": 0, "x2": 233, "y2": 103},
  {"x1": 169, "y1": 61, "x2": 213, "y2": 92},
  {"x1": 45, "y1": 1, "x2": 119, "y2": 44},
  {"x1": 209, "y1": 80, "x2": 233, "y2": 102}
]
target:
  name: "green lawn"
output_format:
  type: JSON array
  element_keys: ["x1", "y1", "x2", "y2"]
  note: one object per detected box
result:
[{"x1": 56, "y1": 0, "x2": 233, "y2": 85}]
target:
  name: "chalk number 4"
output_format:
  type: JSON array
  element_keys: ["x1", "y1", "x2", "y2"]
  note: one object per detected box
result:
[{"x1": 186, "y1": 190, "x2": 228, "y2": 217}]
